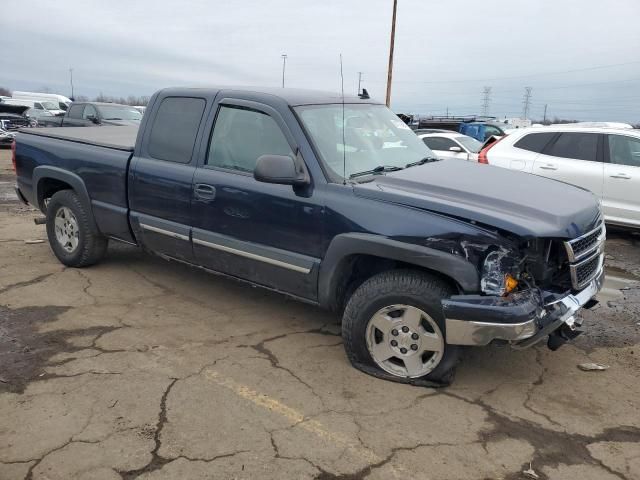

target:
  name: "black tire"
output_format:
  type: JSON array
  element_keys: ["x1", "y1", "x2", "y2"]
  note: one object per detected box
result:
[
  {"x1": 46, "y1": 190, "x2": 108, "y2": 267},
  {"x1": 342, "y1": 269, "x2": 461, "y2": 386}
]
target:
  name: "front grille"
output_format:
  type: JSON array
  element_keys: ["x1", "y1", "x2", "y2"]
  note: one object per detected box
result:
[
  {"x1": 0, "y1": 118, "x2": 29, "y2": 130},
  {"x1": 564, "y1": 223, "x2": 605, "y2": 262},
  {"x1": 564, "y1": 223, "x2": 605, "y2": 290},
  {"x1": 570, "y1": 251, "x2": 602, "y2": 290}
]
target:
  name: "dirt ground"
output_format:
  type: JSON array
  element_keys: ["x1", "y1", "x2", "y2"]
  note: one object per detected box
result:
[{"x1": 0, "y1": 148, "x2": 638, "y2": 480}]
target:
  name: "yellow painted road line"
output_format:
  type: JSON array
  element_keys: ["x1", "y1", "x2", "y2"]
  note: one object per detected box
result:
[{"x1": 204, "y1": 370, "x2": 401, "y2": 474}]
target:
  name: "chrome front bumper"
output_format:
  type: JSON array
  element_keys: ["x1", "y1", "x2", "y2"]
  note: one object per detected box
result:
[{"x1": 444, "y1": 264, "x2": 604, "y2": 347}]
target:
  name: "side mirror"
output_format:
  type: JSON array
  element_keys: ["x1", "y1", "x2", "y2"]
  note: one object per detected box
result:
[
  {"x1": 87, "y1": 115, "x2": 100, "y2": 124},
  {"x1": 449, "y1": 146, "x2": 463, "y2": 153},
  {"x1": 254, "y1": 153, "x2": 310, "y2": 186}
]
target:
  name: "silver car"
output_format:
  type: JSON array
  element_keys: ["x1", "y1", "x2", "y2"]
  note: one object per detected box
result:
[{"x1": 418, "y1": 132, "x2": 482, "y2": 161}]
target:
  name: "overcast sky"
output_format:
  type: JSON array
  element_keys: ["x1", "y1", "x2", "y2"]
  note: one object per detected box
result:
[{"x1": 2, "y1": 0, "x2": 639, "y2": 122}]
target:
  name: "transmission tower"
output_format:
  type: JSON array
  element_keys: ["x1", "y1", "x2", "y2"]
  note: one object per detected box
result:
[
  {"x1": 481, "y1": 86, "x2": 492, "y2": 116},
  {"x1": 522, "y1": 87, "x2": 533, "y2": 119}
]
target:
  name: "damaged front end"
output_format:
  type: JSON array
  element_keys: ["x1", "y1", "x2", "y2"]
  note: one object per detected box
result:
[{"x1": 441, "y1": 222, "x2": 606, "y2": 351}]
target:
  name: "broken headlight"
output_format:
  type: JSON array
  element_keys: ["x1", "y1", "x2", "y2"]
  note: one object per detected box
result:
[{"x1": 480, "y1": 248, "x2": 520, "y2": 296}]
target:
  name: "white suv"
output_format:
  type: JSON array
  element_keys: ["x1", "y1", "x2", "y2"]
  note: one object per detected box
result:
[{"x1": 483, "y1": 126, "x2": 640, "y2": 228}]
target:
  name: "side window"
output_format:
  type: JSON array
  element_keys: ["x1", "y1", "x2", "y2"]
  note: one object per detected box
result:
[
  {"x1": 514, "y1": 132, "x2": 557, "y2": 153},
  {"x1": 545, "y1": 132, "x2": 598, "y2": 162},
  {"x1": 82, "y1": 105, "x2": 97, "y2": 119},
  {"x1": 422, "y1": 136, "x2": 458, "y2": 151},
  {"x1": 207, "y1": 105, "x2": 294, "y2": 173},
  {"x1": 148, "y1": 97, "x2": 206, "y2": 163},
  {"x1": 608, "y1": 135, "x2": 640, "y2": 167},
  {"x1": 34, "y1": 103, "x2": 43, "y2": 110},
  {"x1": 68, "y1": 104, "x2": 84, "y2": 119}
]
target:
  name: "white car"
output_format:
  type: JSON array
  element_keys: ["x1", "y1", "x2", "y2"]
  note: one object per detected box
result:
[
  {"x1": 482, "y1": 126, "x2": 640, "y2": 228},
  {"x1": 418, "y1": 132, "x2": 482, "y2": 161}
]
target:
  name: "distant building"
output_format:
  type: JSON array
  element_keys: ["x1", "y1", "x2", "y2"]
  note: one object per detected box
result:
[{"x1": 503, "y1": 118, "x2": 532, "y2": 129}]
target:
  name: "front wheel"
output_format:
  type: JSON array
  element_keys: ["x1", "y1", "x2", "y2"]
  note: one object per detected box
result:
[
  {"x1": 342, "y1": 269, "x2": 460, "y2": 386},
  {"x1": 46, "y1": 190, "x2": 108, "y2": 267}
]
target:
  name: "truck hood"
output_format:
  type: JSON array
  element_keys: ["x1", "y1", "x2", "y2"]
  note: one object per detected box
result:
[{"x1": 352, "y1": 159, "x2": 601, "y2": 238}]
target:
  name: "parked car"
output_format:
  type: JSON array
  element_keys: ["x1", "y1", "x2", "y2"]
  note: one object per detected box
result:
[
  {"x1": 458, "y1": 121, "x2": 510, "y2": 142},
  {"x1": 37, "y1": 102, "x2": 143, "y2": 127},
  {"x1": 24, "y1": 107, "x2": 55, "y2": 126},
  {"x1": 11, "y1": 91, "x2": 72, "y2": 112},
  {"x1": 406, "y1": 116, "x2": 511, "y2": 142},
  {"x1": 1, "y1": 98, "x2": 65, "y2": 116},
  {"x1": 0, "y1": 128, "x2": 15, "y2": 146},
  {"x1": 418, "y1": 132, "x2": 482, "y2": 161},
  {"x1": 480, "y1": 126, "x2": 640, "y2": 228},
  {"x1": 13, "y1": 87, "x2": 604, "y2": 385},
  {"x1": 0, "y1": 104, "x2": 31, "y2": 130}
]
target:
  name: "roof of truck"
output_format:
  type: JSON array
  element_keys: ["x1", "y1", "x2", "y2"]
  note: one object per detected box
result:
[
  {"x1": 19, "y1": 126, "x2": 138, "y2": 151},
  {"x1": 160, "y1": 87, "x2": 381, "y2": 106}
]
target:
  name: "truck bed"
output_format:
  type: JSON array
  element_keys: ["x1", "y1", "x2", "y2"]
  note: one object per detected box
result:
[{"x1": 20, "y1": 126, "x2": 138, "y2": 151}]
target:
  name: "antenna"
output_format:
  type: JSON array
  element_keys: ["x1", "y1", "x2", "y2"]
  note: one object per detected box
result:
[{"x1": 340, "y1": 54, "x2": 346, "y2": 185}]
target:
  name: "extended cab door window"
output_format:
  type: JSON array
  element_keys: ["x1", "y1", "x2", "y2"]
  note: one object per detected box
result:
[
  {"x1": 533, "y1": 132, "x2": 604, "y2": 197},
  {"x1": 148, "y1": 97, "x2": 206, "y2": 163},
  {"x1": 602, "y1": 134, "x2": 640, "y2": 225}
]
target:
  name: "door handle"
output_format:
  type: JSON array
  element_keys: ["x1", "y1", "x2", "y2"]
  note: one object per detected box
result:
[
  {"x1": 194, "y1": 183, "x2": 216, "y2": 200},
  {"x1": 610, "y1": 173, "x2": 631, "y2": 180},
  {"x1": 539, "y1": 164, "x2": 558, "y2": 170}
]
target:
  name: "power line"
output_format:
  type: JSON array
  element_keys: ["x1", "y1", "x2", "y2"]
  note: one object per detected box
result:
[
  {"x1": 366, "y1": 60, "x2": 640, "y2": 85},
  {"x1": 522, "y1": 87, "x2": 533, "y2": 119},
  {"x1": 481, "y1": 86, "x2": 492, "y2": 115}
]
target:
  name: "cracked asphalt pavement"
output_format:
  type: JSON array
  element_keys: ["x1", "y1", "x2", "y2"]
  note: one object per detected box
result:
[{"x1": 0, "y1": 149, "x2": 639, "y2": 480}]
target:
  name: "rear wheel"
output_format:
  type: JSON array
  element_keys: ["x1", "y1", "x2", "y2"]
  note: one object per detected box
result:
[
  {"x1": 46, "y1": 190, "x2": 108, "y2": 267},
  {"x1": 342, "y1": 269, "x2": 460, "y2": 385}
]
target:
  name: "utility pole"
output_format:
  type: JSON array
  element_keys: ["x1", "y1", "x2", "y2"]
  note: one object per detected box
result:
[
  {"x1": 385, "y1": 0, "x2": 398, "y2": 107},
  {"x1": 69, "y1": 68, "x2": 74, "y2": 99},
  {"x1": 522, "y1": 86, "x2": 533, "y2": 119},
  {"x1": 281, "y1": 54, "x2": 287, "y2": 88},
  {"x1": 357, "y1": 72, "x2": 363, "y2": 95},
  {"x1": 446, "y1": 106, "x2": 449, "y2": 117},
  {"x1": 481, "y1": 86, "x2": 492, "y2": 116},
  {"x1": 543, "y1": 103, "x2": 548, "y2": 123}
]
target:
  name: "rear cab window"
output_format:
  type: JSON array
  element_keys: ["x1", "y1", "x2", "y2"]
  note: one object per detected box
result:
[{"x1": 148, "y1": 97, "x2": 206, "y2": 163}]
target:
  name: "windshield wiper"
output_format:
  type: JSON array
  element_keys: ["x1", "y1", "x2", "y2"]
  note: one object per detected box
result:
[
  {"x1": 105, "y1": 117, "x2": 123, "y2": 120},
  {"x1": 349, "y1": 165, "x2": 405, "y2": 179},
  {"x1": 405, "y1": 157, "x2": 441, "y2": 169}
]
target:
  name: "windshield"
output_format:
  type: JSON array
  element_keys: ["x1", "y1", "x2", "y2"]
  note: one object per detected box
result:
[
  {"x1": 97, "y1": 105, "x2": 142, "y2": 121},
  {"x1": 456, "y1": 136, "x2": 482, "y2": 153},
  {"x1": 295, "y1": 104, "x2": 437, "y2": 179},
  {"x1": 42, "y1": 101, "x2": 59, "y2": 110}
]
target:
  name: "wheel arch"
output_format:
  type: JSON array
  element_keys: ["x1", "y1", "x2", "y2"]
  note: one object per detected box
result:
[
  {"x1": 34, "y1": 166, "x2": 92, "y2": 214},
  {"x1": 318, "y1": 233, "x2": 480, "y2": 312}
]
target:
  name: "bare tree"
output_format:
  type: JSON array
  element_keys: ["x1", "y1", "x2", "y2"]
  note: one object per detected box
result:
[{"x1": 0, "y1": 86, "x2": 11, "y2": 97}]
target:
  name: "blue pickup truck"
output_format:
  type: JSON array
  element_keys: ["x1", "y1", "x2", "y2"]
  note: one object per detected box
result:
[{"x1": 13, "y1": 87, "x2": 605, "y2": 385}]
